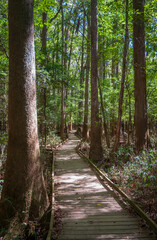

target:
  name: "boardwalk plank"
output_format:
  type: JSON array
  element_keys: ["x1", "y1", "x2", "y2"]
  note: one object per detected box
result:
[
  {"x1": 54, "y1": 133, "x2": 156, "y2": 240},
  {"x1": 58, "y1": 236, "x2": 156, "y2": 240}
]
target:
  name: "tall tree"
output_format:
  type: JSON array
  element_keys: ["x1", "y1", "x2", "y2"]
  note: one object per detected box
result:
[
  {"x1": 60, "y1": 1, "x2": 66, "y2": 140},
  {"x1": 133, "y1": 0, "x2": 148, "y2": 152},
  {"x1": 113, "y1": 0, "x2": 129, "y2": 152},
  {"x1": 82, "y1": 14, "x2": 90, "y2": 141},
  {"x1": 41, "y1": 12, "x2": 47, "y2": 54},
  {"x1": 89, "y1": 0, "x2": 103, "y2": 161},
  {"x1": 40, "y1": 11, "x2": 47, "y2": 145},
  {"x1": 98, "y1": 35, "x2": 110, "y2": 148},
  {"x1": 78, "y1": 6, "x2": 85, "y2": 123},
  {"x1": 110, "y1": 20, "x2": 118, "y2": 137},
  {"x1": 99, "y1": 83, "x2": 110, "y2": 148},
  {"x1": 0, "y1": 0, "x2": 49, "y2": 231}
]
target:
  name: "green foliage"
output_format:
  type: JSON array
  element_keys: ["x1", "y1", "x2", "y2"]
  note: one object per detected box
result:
[
  {"x1": 0, "y1": 0, "x2": 156, "y2": 232},
  {"x1": 106, "y1": 148, "x2": 157, "y2": 190},
  {"x1": 34, "y1": 0, "x2": 157, "y2": 134},
  {"x1": 47, "y1": 133, "x2": 62, "y2": 147},
  {"x1": 0, "y1": 0, "x2": 156, "y2": 131},
  {"x1": 0, "y1": 132, "x2": 8, "y2": 146},
  {"x1": 114, "y1": 145, "x2": 134, "y2": 162}
]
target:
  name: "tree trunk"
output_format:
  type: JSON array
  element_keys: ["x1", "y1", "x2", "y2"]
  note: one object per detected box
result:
[
  {"x1": 60, "y1": 2, "x2": 66, "y2": 140},
  {"x1": 68, "y1": 15, "x2": 77, "y2": 71},
  {"x1": 0, "y1": 0, "x2": 49, "y2": 230},
  {"x1": 41, "y1": 12, "x2": 47, "y2": 54},
  {"x1": 82, "y1": 14, "x2": 90, "y2": 141},
  {"x1": 126, "y1": 84, "x2": 132, "y2": 145},
  {"x1": 110, "y1": 24, "x2": 118, "y2": 137},
  {"x1": 89, "y1": 0, "x2": 103, "y2": 162},
  {"x1": 113, "y1": 0, "x2": 129, "y2": 152},
  {"x1": 61, "y1": 83, "x2": 66, "y2": 140},
  {"x1": 133, "y1": 0, "x2": 148, "y2": 152},
  {"x1": 60, "y1": 2, "x2": 64, "y2": 140},
  {"x1": 78, "y1": 9, "x2": 85, "y2": 124},
  {"x1": 40, "y1": 87, "x2": 47, "y2": 145},
  {"x1": 99, "y1": 83, "x2": 110, "y2": 148},
  {"x1": 40, "y1": 12, "x2": 47, "y2": 145},
  {"x1": 98, "y1": 35, "x2": 110, "y2": 148}
]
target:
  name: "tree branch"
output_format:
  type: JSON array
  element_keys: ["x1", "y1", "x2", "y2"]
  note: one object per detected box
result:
[{"x1": 50, "y1": 0, "x2": 63, "y2": 23}]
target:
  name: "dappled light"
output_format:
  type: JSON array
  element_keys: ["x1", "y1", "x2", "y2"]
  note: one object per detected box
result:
[
  {"x1": 0, "y1": 0, "x2": 156, "y2": 238},
  {"x1": 54, "y1": 134, "x2": 156, "y2": 240}
]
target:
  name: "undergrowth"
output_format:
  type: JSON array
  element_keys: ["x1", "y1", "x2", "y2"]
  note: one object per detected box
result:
[
  {"x1": 40, "y1": 132, "x2": 62, "y2": 148},
  {"x1": 101, "y1": 147, "x2": 157, "y2": 223},
  {"x1": 0, "y1": 133, "x2": 61, "y2": 239},
  {"x1": 79, "y1": 137, "x2": 157, "y2": 224}
]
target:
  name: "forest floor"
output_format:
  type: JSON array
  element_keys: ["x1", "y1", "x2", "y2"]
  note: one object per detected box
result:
[{"x1": 79, "y1": 138, "x2": 157, "y2": 225}]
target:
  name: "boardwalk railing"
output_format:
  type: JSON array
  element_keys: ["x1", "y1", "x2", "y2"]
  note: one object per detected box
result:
[{"x1": 77, "y1": 146, "x2": 157, "y2": 235}]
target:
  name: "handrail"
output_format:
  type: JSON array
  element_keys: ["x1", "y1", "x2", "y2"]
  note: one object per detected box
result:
[
  {"x1": 76, "y1": 147, "x2": 157, "y2": 235},
  {"x1": 46, "y1": 138, "x2": 69, "y2": 240}
]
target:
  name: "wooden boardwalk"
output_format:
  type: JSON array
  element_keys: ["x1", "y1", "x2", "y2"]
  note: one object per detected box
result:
[{"x1": 54, "y1": 134, "x2": 156, "y2": 240}]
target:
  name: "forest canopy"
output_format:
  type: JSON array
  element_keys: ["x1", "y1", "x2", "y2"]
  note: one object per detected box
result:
[{"x1": 0, "y1": 0, "x2": 157, "y2": 141}]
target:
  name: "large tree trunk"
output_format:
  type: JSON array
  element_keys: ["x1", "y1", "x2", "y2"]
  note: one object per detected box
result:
[
  {"x1": 133, "y1": 0, "x2": 148, "y2": 152},
  {"x1": 0, "y1": 0, "x2": 49, "y2": 230},
  {"x1": 89, "y1": 0, "x2": 103, "y2": 162},
  {"x1": 112, "y1": 0, "x2": 129, "y2": 152}
]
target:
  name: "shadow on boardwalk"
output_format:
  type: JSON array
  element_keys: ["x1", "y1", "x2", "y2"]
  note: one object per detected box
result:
[{"x1": 54, "y1": 133, "x2": 156, "y2": 240}]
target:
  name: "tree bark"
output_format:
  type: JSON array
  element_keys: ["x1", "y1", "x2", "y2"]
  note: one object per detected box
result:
[
  {"x1": 0, "y1": 0, "x2": 49, "y2": 230},
  {"x1": 40, "y1": 12, "x2": 47, "y2": 145},
  {"x1": 41, "y1": 12, "x2": 47, "y2": 54},
  {"x1": 99, "y1": 83, "x2": 110, "y2": 148},
  {"x1": 89, "y1": 0, "x2": 103, "y2": 162},
  {"x1": 78, "y1": 9, "x2": 85, "y2": 123},
  {"x1": 98, "y1": 36, "x2": 110, "y2": 148},
  {"x1": 126, "y1": 81, "x2": 132, "y2": 145},
  {"x1": 110, "y1": 22, "x2": 118, "y2": 137},
  {"x1": 133, "y1": 0, "x2": 148, "y2": 152},
  {"x1": 82, "y1": 14, "x2": 90, "y2": 141},
  {"x1": 68, "y1": 15, "x2": 77, "y2": 71},
  {"x1": 112, "y1": 0, "x2": 129, "y2": 152},
  {"x1": 60, "y1": 2, "x2": 66, "y2": 140}
]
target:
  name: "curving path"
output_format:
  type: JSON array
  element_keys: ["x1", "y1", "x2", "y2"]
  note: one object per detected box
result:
[{"x1": 54, "y1": 133, "x2": 156, "y2": 240}]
